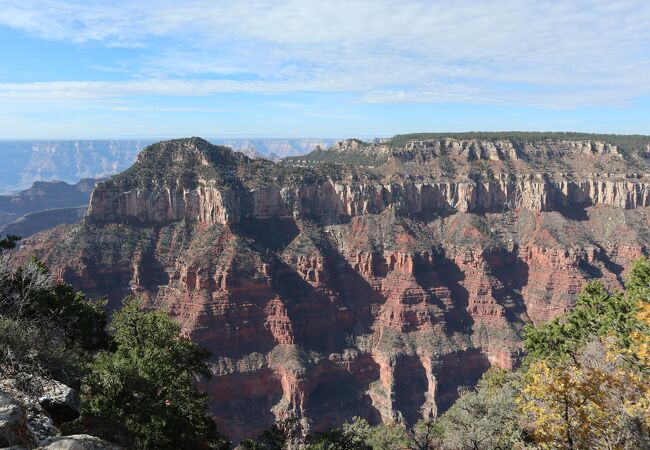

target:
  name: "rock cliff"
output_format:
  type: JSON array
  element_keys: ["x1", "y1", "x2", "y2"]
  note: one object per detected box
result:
[
  {"x1": 17, "y1": 136, "x2": 650, "y2": 440},
  {"x1": 87, "y1": 173, "x2": 650, "y2": 226}
]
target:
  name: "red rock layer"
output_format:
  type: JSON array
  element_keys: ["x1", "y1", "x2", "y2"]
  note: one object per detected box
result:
[
  {"x1": 15, "y1": 138, "x2": 650, "y2": 441},
  {"x1": 18, "y1": 205, "x2": 649, "y2": 441}
]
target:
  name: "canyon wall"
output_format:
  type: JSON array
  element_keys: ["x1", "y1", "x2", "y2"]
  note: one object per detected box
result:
[
  {"x1": 87, "y1": 174, "x2": 650, "y2": 226},
  {"x1": 18, "y1": 137, "x2": 650, "y2": 440}
]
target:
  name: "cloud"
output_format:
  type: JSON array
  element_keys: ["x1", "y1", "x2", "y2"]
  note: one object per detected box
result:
[
  {"x1": 0, "y1": 0, "x2": 649, "y2": 108},
  {"x1": 110, "y1": 105, "x2": 241, "y2": 113}
]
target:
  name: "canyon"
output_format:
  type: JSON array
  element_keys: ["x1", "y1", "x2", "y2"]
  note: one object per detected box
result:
[
  {"x1": 16, "y1": 135, "x2": 650, "y2": 441},
  {"x1": 0, "y1": 139, "x2": 333, "y2": 194},
  {"x1": 0, "y1": 179, "x2": 100, "y2": 239}
]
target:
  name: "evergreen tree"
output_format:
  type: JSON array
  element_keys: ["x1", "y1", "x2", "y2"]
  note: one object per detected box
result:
[
  {"x1": 523, "y1": 281, "x2": 638, "y2": 362},
  {"x1": 82, "y1": 297, "x2": 228, "y2": 450}
]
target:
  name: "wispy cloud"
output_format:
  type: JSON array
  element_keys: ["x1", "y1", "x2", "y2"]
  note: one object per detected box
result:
[
  {"x1": 110, "y1": 105, "x2": 241, "y2": 113},
  {"x1": 0, "y1": 0, "x2": 649, "y2": 109}
]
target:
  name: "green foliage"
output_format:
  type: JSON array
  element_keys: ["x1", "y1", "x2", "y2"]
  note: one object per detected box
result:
[
  {"x1": 524, "y1": 273, "x2": 643, "y2": 362},
  {"x1": 0, "y1": 255, "x2": 107, "y2": 384},
  {"x1": 408, "y1": 420, "x2": 445, "y2": 450},
  {"x1": 0, "y1": 234, "x2": 20, "y2": 251},
  {"x1": 308, "y1": 427, "x2": 372, "y2": 450},
  {"x1": 306, "y1": 416, "x2": 441, "y2": 450},
  {"x1": 306, "y1": 417, "x2": 409, "y2": 450},
  {"x1": 503, "y1": 158, "x2": 517, "y2": 181},
  {"x1": 304, "y1": 373, "x2": 521, "y2": 450},
  {"x1": 468, "y1": 160, "x2": 494, "y2": 182},
  {"x1": 1, "y1": 256, "x2": 107, "y2": 350},
  {"x1": 244, "y1": 160, "x2": 351, "y2": 187},
  {"x1": 520, "y1": 257, "x2": 650, "y2": 449},
  {"x1": 112, "y1": 137, "x2": 245, "y2": 190},
  {"x1": 520, "y1": 340, "x2": 649, "y2": 449},
  {"x1": 0, "y1": 316, "x2": 85, "y2": 386},
  {"x1": 82, "y1": 297, "x2": 227, "y2": 449},
  {"x1": 342, "y1": 417, "x2": 408, "y2": 450},
  {"x1": 437, "y1": 369, "x2": 524, "y2": 449},
  {"x1": 625, "y1": 256, "x2": 650, "y2": 301},
  {"x1": 241, "y1": 418, "x2": 303, "y2": 450}
]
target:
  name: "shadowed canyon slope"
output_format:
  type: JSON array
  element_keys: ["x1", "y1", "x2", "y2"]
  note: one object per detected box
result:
[{"x1": 17, "y1": 135, "x2": 650, "y2": 440}]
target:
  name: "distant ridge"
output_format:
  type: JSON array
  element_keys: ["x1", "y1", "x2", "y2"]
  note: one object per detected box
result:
[
  {"x1": 385, "y1": 132, "x2": 650, "y2": 156},
  {"x1": 0, "y1": 178, "x2": 101, "y2": 238},
  {"x1": 0, "y1": 138, "x2": 337, "y2": 193}
]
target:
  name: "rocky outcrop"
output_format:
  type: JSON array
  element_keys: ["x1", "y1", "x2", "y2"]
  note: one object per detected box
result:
[
  {"x1": 87, "y1": 174, "x2": 650, "y2": 226},
  {"x1": 37, "y1": 380, "x2": 80, "y2": 425},
  {"x1": 0, "y1": 376, "x2": 117, "y2": 449},
  {"x1": 0, "y1": 179, "x2": 98, "y2": 219},
  {"x1": 396, "y1": 138, "x2": 622, "y2": 162},
  {"x1": 0, "y1": 179, "x2": 100, "y2": 239},
  {"x1": 329, "y1": 139, "x2": 378, "y2": 154},
  {"x1": 17, "y1": 136, "x2": 650, "y2": 441},
  {"x1": 0, "y1": 390, "x2": 36, "y2": 448},
  {"x1": 39, "y1": 434, "x2": 120, "y2": 450},
  {"x1": 399, "y1": 139, "x2": 520, "y2": 161}
]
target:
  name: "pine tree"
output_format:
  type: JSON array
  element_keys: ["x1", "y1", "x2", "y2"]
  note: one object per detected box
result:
[{"x1": 82, "y1": 297, "x2": 229, "y2": 449}]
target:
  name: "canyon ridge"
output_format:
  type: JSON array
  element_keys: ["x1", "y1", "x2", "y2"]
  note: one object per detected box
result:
[{"x1": 16, "y1": 133, "x2": 650, "y2": 440}]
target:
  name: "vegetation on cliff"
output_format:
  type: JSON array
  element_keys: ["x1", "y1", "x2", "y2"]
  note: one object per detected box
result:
[
  {"x1": 0, "y1": 234, "x2": 20, "y2": 251},
  {"x1": 241, "y1": 258, "x2": 650, "y2": 450},
  {"x1": 3, "y1": 223, "x2": 650, "y2": 448},
  {"x1": 111, "y1": 137, "x2": 246, "y2": 190},
  {"x1": 109, "y1": 137, "x2": 351, "y2": 191},
  {"x1": 386, "y1": 132, "x2": 650, "y2": 158},
  {"x1": 0, "y1": 238, "x2": 225, "y2": 449},
  {"x1": 0, "y1": 239, "x2": 107, "y2": 384},
  {"x1": 517, "y1": 258, "x2": 650, "y2": 448}
]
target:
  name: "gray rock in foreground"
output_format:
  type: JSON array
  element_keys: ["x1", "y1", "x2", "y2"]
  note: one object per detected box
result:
[
  {"x1": 0, "y1": 377, "x2": 121, "y2": 450},
  {"x1": 38, "y1": 434, "x2": 121, "y2": 449},
  {"x1": 0, "y1": 391, "x2": 37, "y2": 448}
]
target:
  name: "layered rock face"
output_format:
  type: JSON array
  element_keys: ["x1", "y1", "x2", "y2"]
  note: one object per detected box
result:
[
  {"x1": 88, "y1": 173, "x2": 650, "y2": 226},
  {"x1": 397, "y1": 138, "x2": 622, "y2": 161},
  {"x1": 18, "y1": 136, "x2": 650, "y2": 441}
]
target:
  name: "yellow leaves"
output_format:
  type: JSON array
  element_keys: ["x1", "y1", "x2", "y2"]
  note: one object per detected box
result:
[
  {"x1": 519, "y1": 340, "x2": 650, "y2": 448},
  {"x1": 518, "y1": 257, "x2": 650, "y2": 448},
  {"x1": 632, "y1": 300, "x2": 650, "y2": 368}
]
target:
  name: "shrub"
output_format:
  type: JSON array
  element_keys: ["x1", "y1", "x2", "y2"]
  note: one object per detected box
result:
[
  {"x1": 438, "y1": 155, "x2": 456, "y2": 177},
  {"x1": 82, "y1": 297, "x2": 228, "y2": 449},
  {"x1": 0, "y1": 255, "x2": 107, "y2": 386},
  {"x1": 520, "y1": 257, "x2": 650, "y2": 448}
]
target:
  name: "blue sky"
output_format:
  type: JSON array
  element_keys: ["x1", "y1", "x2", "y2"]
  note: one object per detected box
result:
[{"x1": 0, "y1": 0, "x2": 649, "y2": 139}]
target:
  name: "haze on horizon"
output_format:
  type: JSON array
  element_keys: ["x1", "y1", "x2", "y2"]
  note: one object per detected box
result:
[{"x1": 0, "y1": 0, "x2": 649, "y2": 139}]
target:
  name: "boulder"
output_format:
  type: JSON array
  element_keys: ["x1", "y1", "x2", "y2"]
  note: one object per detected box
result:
[
  {"x1": 0, "y1": 390, "x2": 37, "y2": 448},
  {"x1": 39, "y1": 434, "x2": 121, "y2": 449},
  {"x1": 0, "y1": 378, "x2": 56, "y2": 443},
  {"x1": 37, "y1": 380, "x2": 80, "y2": 424}
]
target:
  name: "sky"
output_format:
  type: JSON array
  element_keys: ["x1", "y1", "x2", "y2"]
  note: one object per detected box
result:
[{"x1": 0, "y1": 0, "x2": 649, "y2": 139}]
